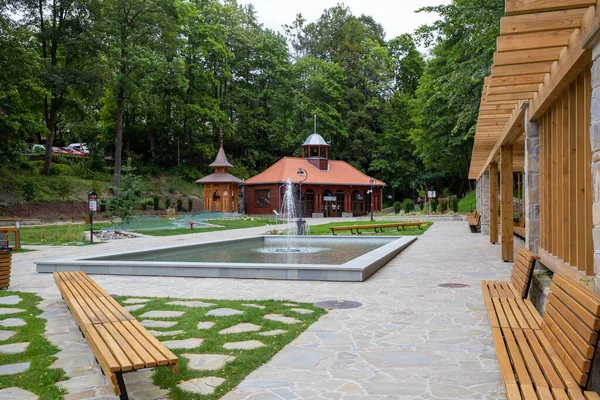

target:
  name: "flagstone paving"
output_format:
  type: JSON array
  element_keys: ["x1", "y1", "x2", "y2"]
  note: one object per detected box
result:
[
  {"x1": 9, "y1": 220, "x2": 517, "y2": 399},
  {"x1": 219, "y1": 323, "x2": 261, "y2": 335},
  {"x1": 139, "y1": 310, "x2": 184, "y2": 318},
  {"x1": 122, "y1": 304, "x2": 145, "y2": 312},
  {"x1": 122, "y1": 298, "x2": 151, "y2": 304},
  {"x1": 0, "y1": 387, "x2": 38, "y2": 400},
  {"x1": 0, "y1": 362, "x2": 30, "y2": 375},
  {"x1": 147, "y1": 329, "x2": 186, "y2": 337},
  {"x1": 289, "y1": 308, "x2": 314, "y2": 314},
  {"x1": 182, "y1": 354, "x2": 236, "y2": 371},
  {"x1": 223, "y1": 340, "x2": 265, "y2": 350},
  {"x1": 263, "y1": 314, "x2": 301, "y2": 325},
  {"x1": 177, "y1": 377, "x2": 225, "y2": 395},
  {"x1": 166, "y1": 300, "x2": 215, "y2": 307},
  {"x1": 0, "y1": 295, "x2": 22, "y2": 305},
  {"x1": 0, "y1": 318, "x2": 26, "y2": 327},
  {"x1": 140, "y1": 320, "x2": 178, "y2": 328},
  {"x1": 0, "y1": 342, "x2": 29, "y2": 354},
  {"x1": 242, "y1": 303, "x2": 265, "y2": 309},
  {"x1": 197, "y1": 321, "x2": 215, "y2": 330},
  {"x1": 206, "y1": 308, "x2": 244, "y2": 317},
  {"x1": 161, "y1": 338, "x2": 203, "y2": 350},
  {"x1": 0, "y1": 308, "x2": 25, "y2": 315},
  {"x1": 259, "y1": 329, "x2": 287, "y2": 336},
  {"x1": 0, "y1": 329, "x2": 16, "y2": 341}
]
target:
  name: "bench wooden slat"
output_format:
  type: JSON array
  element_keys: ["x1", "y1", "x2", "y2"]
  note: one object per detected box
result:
[
  {"x1": 522, "y1": 329, "x2": 564, "y2": 389},
  {"x1": 54, "y1": 271, "x2": 179, "y2": 398},
  {"x1": 545, "y1": 302, "x2": 596, "y2": 358},
  {"x1": 553, "y1": 275, "x2": 600, "y2": 316},
  {"x1": 535, "y1": 327, "x2": 585, "y2": 390},
  {"x1": 585, "y1": 392, "x2": 600, "y2": 400}
]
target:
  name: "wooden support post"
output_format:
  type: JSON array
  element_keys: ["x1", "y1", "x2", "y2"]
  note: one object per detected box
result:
[
  {"x1": 490, "y1": 162, "x2": 499, "y2": 244},
  {"x1": 501, "y1": 145, "x2": 514, "y2": 262}
]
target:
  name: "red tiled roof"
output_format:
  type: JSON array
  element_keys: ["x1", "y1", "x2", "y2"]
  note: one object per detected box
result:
[{"x1": 245, "y1": 157, "x2": 385, "y2": 186}]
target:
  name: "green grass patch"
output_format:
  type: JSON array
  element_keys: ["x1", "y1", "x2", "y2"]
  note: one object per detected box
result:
[
  {"x1": 458, "y1": 191, "x2": 476, "y2": 213},
  {"x1": 20, "y1": 223, "x2": 110, "y2": 245},
  {"x1": 307, "y1": 220, "x2": 432, "y2": 236},
  {"x1": 133, "y1": 218, "x2": 273, "y2": 237},
  {"x1": 114, "y1": 296, "x2": 326, "y2": 399},
  {"x1": 0, "y1": 291, "x2": 66, "y2": 399}
]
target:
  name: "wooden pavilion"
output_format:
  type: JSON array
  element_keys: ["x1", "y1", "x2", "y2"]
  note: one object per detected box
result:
[
  {"x1": 470, "y1": 0, "x2": 600, "y2": 292},
  {"x1": 196, "y1": 143, "x2": 243, "y2": 212}
]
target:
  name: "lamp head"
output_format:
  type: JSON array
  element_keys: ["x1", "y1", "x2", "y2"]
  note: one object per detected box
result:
[
  {"x1": 369, "y1": 178, "x2": 374, "y2": 185},
  {"x1": 297, "y1": 168, "x2": 304, "y2": 176}
]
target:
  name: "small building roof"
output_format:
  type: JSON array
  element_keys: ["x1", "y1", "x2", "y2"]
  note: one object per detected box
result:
[
  {"x1": 302, "y1": 133, "x2": 329, "y2": 147},
  {"x1": 245, "y1": 157, "x2": 385, "y2": 186},
  {"x1": 195, "y1": 172, "x2": 244, "y2": 184},
  {"x1": 209, "y1": 144, "x2": 233, "y2": 168}
]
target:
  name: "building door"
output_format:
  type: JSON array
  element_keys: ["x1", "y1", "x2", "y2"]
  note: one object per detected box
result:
[
  {"x1": 303, "y1": 189, "x2": 315, "y2": 217},
  {"x1": 335, "y1": 190, "x2": 345, "y2": 217},
  {"x1": 323, "y1": 189, "x2": 334, "y2": 217},
  {"x1": 212, "y1": 191, "x2": 221, "y2": 211}
]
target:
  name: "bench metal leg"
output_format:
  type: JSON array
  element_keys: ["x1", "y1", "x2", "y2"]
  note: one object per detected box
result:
[{"x1": 116, "y1": 372, "x2": 129, "y2": 400}]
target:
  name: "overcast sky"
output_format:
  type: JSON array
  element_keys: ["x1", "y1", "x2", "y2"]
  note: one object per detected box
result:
[{"x1": 240, "y1": 0, "x2": 451, "y2": 41}]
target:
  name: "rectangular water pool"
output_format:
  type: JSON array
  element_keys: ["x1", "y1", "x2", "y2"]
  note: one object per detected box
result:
[{"x1": 36, "y1": 235, "x2": 417, "y2": 281}]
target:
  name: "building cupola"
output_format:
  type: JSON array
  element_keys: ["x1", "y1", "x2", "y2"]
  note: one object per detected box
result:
[{"x1": 301, "y1": 115, "x2": 329, "y2": 171}]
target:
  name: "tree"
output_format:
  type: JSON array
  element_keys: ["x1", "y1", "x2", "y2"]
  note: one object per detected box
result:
[{"x1": 16, "y1": 0, "x2": 99, "y2": 175}]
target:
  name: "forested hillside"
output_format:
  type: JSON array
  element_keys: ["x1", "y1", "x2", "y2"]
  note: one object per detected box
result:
[{"x1": 0, "y1": 0, "x2": 503, "y2": 199}]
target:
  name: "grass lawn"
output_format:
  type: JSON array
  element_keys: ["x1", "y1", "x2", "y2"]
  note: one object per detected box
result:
[
  {"x1": 308, "y1": 220, "x2": 433, "y2": 235},
  {"x1": 458, "y1": 191, "x2": 476, "y2": 213},
  {"x1": 19, "y1": 217, "x2": 273, "y2": 245},
  {"x1": 114, "y1": 296, "x2": 326, "y2": 399},
  {"x1": 0, "y1": 291, "x2": 66, "y2": 399}
]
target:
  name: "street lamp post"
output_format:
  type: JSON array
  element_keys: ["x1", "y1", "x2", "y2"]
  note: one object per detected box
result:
[
  {"x1": 369, "y1": 178, "x2": 374, "y2": 222},
  {"x1": 297, "y1": 168, "x2": 308, "y2": 235}
]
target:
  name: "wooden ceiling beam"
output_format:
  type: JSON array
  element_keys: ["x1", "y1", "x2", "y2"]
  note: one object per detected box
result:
[
  {"x1": 491, "y1": 62, "x2": 553, "y2": 77},
  {"x1": 505, "y1": 0, "x2": 595, "y2": 16},
  {"x1": 487, "y1": 92, "x2": 535, "y2": 101},
  {"x1": 494, "y1": 47, "x2": 563, "y2": 66},
  {"x1": 480, "y1": 104, "x2": 519, "y2": 110},
  {"x1": 489, "y1": 74, "x2": 547, "y2": 86},
  {"x1": 500, "y1": 9, "x2": 586, "y2": 35},
  {"x1": 488, "y1": 84, "x2": 541, "y2": 95},
  {"x1": 479, "y1": 109, "x2": 515, "y2": 115},
  {"x1": 530, "y1": 5, "x2": 597, "y2": 119},
  {"x1": 497, "y1": 30, "x2": 573, "y2": 52},
  {"x1": 478, "y1": 102, "x2": 528, "y2": 178}
]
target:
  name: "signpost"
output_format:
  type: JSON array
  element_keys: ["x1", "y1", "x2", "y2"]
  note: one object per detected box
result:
[{"x1": 88, "y1": 192, "x2": 98, "y2": 243}]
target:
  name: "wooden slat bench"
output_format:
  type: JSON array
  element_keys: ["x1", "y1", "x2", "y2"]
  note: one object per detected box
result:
[
  {"x1": 0, "y1": 250, "x2": 11, "y2": 289},
  {"x1": 482, "y1": 248, "x2": 538, "y2": 299},
  {"x1": 468, "y1": 211, "x2": 481, "y2": 232},
  {"x1": 514, "y1": 217, "x2": 526, "y2": 240},
  {"x1": 485, "y1": 273, "x2": 600, "y2": 400},
  {"x1": 54, "y1": 271, "x2": 179, "y2": 399},
  {"x1": 329, "y1": 222, "x2": 427, "y2": 235}
]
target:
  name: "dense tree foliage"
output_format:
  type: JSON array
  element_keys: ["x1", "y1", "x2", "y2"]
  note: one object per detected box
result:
[{"x1": 1, "y1": 0, "x2": 501, "y2": 198}]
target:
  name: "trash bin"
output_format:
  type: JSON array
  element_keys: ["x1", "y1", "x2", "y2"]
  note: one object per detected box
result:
[{"x1": 0, "y1": 248, "x2": 11, "y2": 290}]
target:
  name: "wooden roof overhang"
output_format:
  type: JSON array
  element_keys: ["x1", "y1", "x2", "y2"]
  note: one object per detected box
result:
[{"x1": 469, "y1": 0, "x2": 600, "y2": 180}]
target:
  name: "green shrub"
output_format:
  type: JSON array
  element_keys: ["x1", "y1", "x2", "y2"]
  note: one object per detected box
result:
[
  {"x1": 165, "y1": 196, "x2": 171, "y2": 209},
  {"x1": 21, "y1": 179, "x2": 39, "y2": 202},
  {"x1": 99, "y1": 198, "x2": 107, "y2": 212},
  {"x1": 141, "y1": 197, "x2": 153, "y2": 210},
  {"x1": 188, "y1": 198, "x2": 193, "y2": 212},
  {"x1": 402, "y1": 199, "x2": 413, "y2": 213},
  {"x1": 393, "y1": 201, "x2": 401, "y2": 215},
  {"x1": 176, "y1": 197, "x2": 183, "y2": 211},
  {"x1": 168, "y1": 186, "x2": 176, "y2": 194},
  {"x1": 449, "y1": 197, "x2": 459, "y2": 212},
  {"x1": 106, "y1": 159, "x2": 141, "y2": 223},
  {"x1": 55, "y1": 178, "x2": 74, "y2": 200},
  {"x1": 153, "y1": 195, "x2": 160, "y2": 210},
  {"x1": 92, "y1": 180, "x2": 104, "y2": 197},
  {"x1": 430, "y1": 198, "x2": 439, "y2": 212}
]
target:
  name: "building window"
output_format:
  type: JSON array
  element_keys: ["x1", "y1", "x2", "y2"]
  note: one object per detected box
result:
[{"x1": 256, "y1": 189, "x2": 270, "y2": 207}]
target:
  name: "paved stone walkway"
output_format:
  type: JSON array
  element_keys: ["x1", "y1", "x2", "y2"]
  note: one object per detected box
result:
[{"x1": 8, "y1": 220, "x2": 515, "y2": 399}]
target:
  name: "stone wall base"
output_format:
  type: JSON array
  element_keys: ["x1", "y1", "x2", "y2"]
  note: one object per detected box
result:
[
  {"x1": 528, "y1": 264, "x2": 553, "y2": 314},
  {"x1": 341, "y1": 212, "x2": 353, "y2": 218},
  {"x1": 311, "y1": 213, "x2": 324, "y2": 218}
]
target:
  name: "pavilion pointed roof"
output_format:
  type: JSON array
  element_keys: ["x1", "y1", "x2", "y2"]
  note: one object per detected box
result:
[{"x1": 209, "y1": 144, "x2": 233, "y2": 168}]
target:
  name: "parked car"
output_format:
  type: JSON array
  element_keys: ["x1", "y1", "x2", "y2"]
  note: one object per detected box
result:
[
  {"x1": 52, "y1": 146, "x2": 67, "y2": 155},
  {"x1": 31, "y1": 144, "x2": 45, "y2": 153},
  {"x1": 67, "y1": 143, "x2": 89, "y2": 155},
  {"x1": 60, "y1": 147, "x2": 85, "y2": 157}
]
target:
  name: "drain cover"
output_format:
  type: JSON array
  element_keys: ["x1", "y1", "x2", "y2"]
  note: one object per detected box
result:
[
  {"x1": 313, "y1": 300, "x2": 362, "y2": 309},
  {"x1": 438, "y1": 283, "x2": 470, "y2": 288}
]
